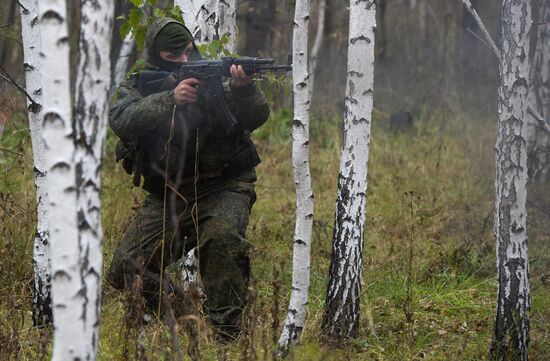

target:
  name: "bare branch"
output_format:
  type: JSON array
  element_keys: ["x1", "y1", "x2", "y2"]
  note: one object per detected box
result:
[
  {"x1": 0, "y1": 65, "x2": 41, "y2": 112},
  {"x1": 466, "y1": 26, "x2": 494, "y2": 53},
  {"x1": 527, "y1": 104, "x2": 550, "y2": 134},
  {"x1": 461, "y1": 0, "x2": 501, "y2": 61}
]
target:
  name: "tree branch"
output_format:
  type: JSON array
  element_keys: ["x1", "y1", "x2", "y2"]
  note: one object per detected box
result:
[
  {"x1": 527, "y1": 104, "x2": 550, "y2": 134},
  {"x1": 0, "y1": 65, "x2": 41, "y2": 113},
  {"x1": 461, "y1": 0, "x2": 501, "y2": 61}
]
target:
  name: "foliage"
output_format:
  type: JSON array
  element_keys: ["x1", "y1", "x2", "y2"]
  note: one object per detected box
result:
[
  {"x1": 118, "y1": 0, "x2": 184, "y2": 50},
  {"x1": 197, "y1": 34, "x2": 235, "y2": 59},
  {"x1": 2, "y1": 104, "x2": 550, "y2": 359}
]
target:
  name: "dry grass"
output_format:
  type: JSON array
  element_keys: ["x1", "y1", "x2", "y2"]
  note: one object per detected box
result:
[{"x1": 1, "y1": 105, "x2": 549, "y2": 360}]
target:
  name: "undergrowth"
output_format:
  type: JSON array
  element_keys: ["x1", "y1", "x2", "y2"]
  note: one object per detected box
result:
[{"x1": 1, "y1": 105, "x2": 549, "y2": 360}]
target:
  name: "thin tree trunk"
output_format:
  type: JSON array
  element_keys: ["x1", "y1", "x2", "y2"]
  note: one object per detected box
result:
[
  {"x1": 278, "y1": 0, "x2": 313, "y2": 351},
  {"x1": 217, "y1": 0, "x2": 237, "y2": 53},
  {"x1": 73, "y1": 0, "x2": 113, "y2": 357},
  {"x1": 19, "y1": 0, "x2": 51, "y2": 327},
  {"x1": 322, "y1": 0, "x2": 376, "y2": 339},
  {"x1": 111, "y1": 32, "x2": 135, "y2": 95},
  {"x1": 527, "y1": 0, "x2": 550, "y2": 182},
  {"x1": 489, "y1": 1, "x2": 531, "y2": 360},
  {"x1": 309, "y1": 0, "x2": 326, "y2": 102}
]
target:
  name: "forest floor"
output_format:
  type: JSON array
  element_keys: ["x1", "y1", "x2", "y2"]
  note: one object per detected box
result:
[{"x1": 1, "y1": 106, "x2": 550, "y2": 361}]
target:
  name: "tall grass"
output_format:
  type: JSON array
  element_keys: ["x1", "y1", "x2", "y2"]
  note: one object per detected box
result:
[{"x1": 1, "y1": 105, "x2": 549, "y2": 360}]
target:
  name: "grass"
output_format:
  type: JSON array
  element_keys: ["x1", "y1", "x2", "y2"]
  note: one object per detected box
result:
[{"x1": 1, "y1": 103, "x2": 549, "y2": 360}]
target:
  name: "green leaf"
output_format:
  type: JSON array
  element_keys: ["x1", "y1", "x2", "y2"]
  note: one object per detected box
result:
[
  {"x1": 198, "y1": 44, "x2": 208, "y2": 57},
  {"x1": 149, "y1": 0, "x2": 158, "y2": 6},
  {"x1": 135, "y1": 26, "x2": 147, "y2": 50},
  {"x1": 171, "y1": 6, "x2": 184, "y2": 23},
  {"x1": 129, "y1": 8, "x2": 143, "y2": 28},
  {"x1": 130, "y1": 0, "x2": 141, "y2": 7},
  {"x1": 116, "y1": 15, "x2": 126, "y2": 21},
  {"x1": 153, "y1": 8, "x2": 166, "y2": 18},
  {"x1": 119, "y1": 21, "x2": 131, "y2": 39},
  {"x1": 129, "y1": 59, "x2": 146, "y2": 75}
]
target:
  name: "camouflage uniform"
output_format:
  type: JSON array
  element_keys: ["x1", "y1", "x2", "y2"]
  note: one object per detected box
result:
[{"x1": 107, "y1": 18, "x2": 270, "y2": 336}]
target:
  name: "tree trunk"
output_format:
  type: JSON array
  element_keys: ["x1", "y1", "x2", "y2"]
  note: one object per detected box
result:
[
  {"x1": 217, "y1": 0, "x2": 237, "y2": 53},
  {"x1": 322, "y1": 0, "x2": 376, "y2": 339},
  {"x1": 489, "y1": 1, "x2": 531, "y2": 360},
  {"x1": 39, "y1": 0, "x2": 112, "y2": 358},
  {"x1": 242, "y1": 0, "x2": 277, "y2": 56},
  {"x1": 278, "y1": 0, "x2": 313, "y2": 351},
  {"x1": 111, "y1": 32, "x2": 135, "y2": 95},
  {"x1": 73, "y1": 0, "x2": 113, "y2": 358},
  {"x1": 19, "y1": 0, "x2": 51, "y2": 327},
  {"x1": 177, "y1": 0, "x2": 218, "y2": 45},
  {"x1": 38, "y1": 0, "x2": 80, "y2": 358},
  {"x1": 527, "y1": 0, "x2": 550, "y2": 182},
  {"x1": 309, "y1": 0, "x2": 326, "y2": 102}
]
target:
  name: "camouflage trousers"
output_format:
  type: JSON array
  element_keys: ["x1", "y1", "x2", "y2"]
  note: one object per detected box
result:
[{"x1": 107, "y1": 171, "x2": 256, "y2": 335}]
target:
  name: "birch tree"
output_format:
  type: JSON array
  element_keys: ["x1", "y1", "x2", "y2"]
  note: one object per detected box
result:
[
  {"x1": 39, "y1": 0, "x2": 81, "y2": 357},
  {"x1": 526, "y1": 0, "x2": 550, "y2": 182},
  {"x1": 73, "y1": 0, "x2": 113, "y2": 357},
  {"x1": 39, "y1": 0, "x2": 113, "y2": 358},
  {"x1": 309, "y1": 0, "x2": 326, "y2": 100},
  {"x1": 321, "y1": 0, "x2": 376, "y2": 339},
  {"x1": 490, "y1": 1, "x2": 531, "y2": 359},
  {"x1": 176, "y1": 0, "x2": 218, "y2": 45},
  {"x1": 176, "y1": 0, "x2": 237, "y2": 53},
  {"x1": 217, "y1": 0, "x2": 238, "y2": 54},
  {"x1": 278, "y1": 0, "x2": 313, "y2": 351},
  {"x1": 111, "y1": 32, "x2": 135, "y2": 95},
  {"x1": 461, "y1": 1, "x2": 532, "y2": 358},
  {"x1": 19, "y1": 0, "x2": 51, "y2": 327}
]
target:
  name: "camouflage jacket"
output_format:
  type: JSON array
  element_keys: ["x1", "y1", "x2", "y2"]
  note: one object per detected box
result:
[{"x1": 109, "y1": 67, "x2": 270, "y2": 194}]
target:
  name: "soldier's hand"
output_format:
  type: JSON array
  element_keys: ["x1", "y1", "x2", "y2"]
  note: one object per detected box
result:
[
  {"x1": 230, "y1": 65, "x2": 253, "y2": 88},
  {"x1": 173, "y1": 78, "x2": 201, "y2": 105}
]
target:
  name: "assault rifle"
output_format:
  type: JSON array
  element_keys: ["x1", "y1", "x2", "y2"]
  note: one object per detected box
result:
[{"x1": 136, "y1": 57, "x2": 292, "y2": 134}]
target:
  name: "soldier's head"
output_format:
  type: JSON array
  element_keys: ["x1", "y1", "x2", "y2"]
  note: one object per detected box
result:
[{"x1": 146, "y1": 18, "x2": 200, "y2": 70}]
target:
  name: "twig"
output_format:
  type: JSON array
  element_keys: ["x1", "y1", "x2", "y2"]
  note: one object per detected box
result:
[
  {"x1": 527, "y1": 199, "x2": 550, "y2": 217},
  {"x1": 527, "y1": 104, "x2": 550, "y2": 134},
  {"x1": 0, "y1": 147, "x2": 27, "y2": 158},
  {"x1": 465, "y1": 26, "x2": 493, "y2": 54},
  {"x1": 461, "y1": 0, "x2": 501, "y2": 61},
  {"x1": 0, "y1": 65, "x2": 41, "y2": 112},
  {"x1": 16, "y1": 0, "x2": 28, "y2": 13}
]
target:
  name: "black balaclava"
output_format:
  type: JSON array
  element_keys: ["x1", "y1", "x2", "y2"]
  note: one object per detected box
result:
[{"x1": 146, "y1": 18, "x2": 201, "y2": 71}]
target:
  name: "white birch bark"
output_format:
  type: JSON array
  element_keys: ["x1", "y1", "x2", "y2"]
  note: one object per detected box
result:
[
  {"x1": 19, "y1": 0, "x2": 51, "y2": 327},
  {"x1": 526, "y1": 0, "x2": 550, "y2": 182},
  {"x1": 278, "y1": 0, "x2": 313, "y2": 350},
  {"x1": 176, "y1": 0, "x2": 218, "y2": 45},
  {"x1": 73, "y1": 0, "x2": 113, "y2": 358},
  {"x1": 309, "y1": 0, "x2": 326, "y2": 100},
  {"x1": 217, "y1": 0, "x2": 237, "y2": 54},
  {"x1": 111, "y1": 32, "x2": 135, "y2": 95},
  {"x1": 38, "y1": 0, "x2": 81, "y2": 359},
  {"x1": 490, "y1": 1, "x2": 531, "y2": 360},
  {"x1": 322, "y1": 0, "x2": 376, "y2": 339}
]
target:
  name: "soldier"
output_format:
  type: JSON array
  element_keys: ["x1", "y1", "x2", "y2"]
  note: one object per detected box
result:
[{"x1": 107, "y1": 17, "x2": 270, "y2": 340}]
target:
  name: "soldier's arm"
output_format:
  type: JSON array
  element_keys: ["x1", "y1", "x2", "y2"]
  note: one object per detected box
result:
[
  {"x1": 109, "y1": 80, "x2": 175, "y2": 141},
  {"x1": 229, "y1": 82, "x2": 270, "y2": 132}
]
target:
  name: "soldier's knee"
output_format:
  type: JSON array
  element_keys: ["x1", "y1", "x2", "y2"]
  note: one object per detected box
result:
[{"x1": 200, "y1": 217, "x2": 245, "y2": 246}]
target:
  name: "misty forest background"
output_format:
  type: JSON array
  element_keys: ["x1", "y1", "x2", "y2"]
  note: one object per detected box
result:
[{"x1": 1, "y1": 0, "x2": 550, "y2": 360}]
